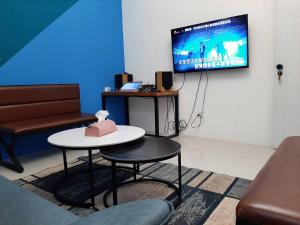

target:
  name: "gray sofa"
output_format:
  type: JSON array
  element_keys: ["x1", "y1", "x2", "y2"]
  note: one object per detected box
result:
[{"x1": 0, "y1": 175, "x2": 174, "y2": 225}]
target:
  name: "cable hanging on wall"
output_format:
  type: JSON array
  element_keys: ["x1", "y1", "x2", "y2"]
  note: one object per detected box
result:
[
  {"x1": 164, "y1": 73, "x2": 185, "y2": 133},
  {"x1": 163, "y1": 70, "x2": 209, "y2": 134},
  {"x1": 191, "y1": 70, "x2": 209, "y2": 128},
  {"x1": 176, "y1": 73, "x2": 186, "y2": 91},
  {"x1": 179, "y1": 70, "x2": 203, "y2": 132}
]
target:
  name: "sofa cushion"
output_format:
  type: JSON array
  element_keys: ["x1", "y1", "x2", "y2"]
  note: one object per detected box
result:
[
  {"x1": 0, "y1": 113, "x2": 96, "y2": 134},
  {"x1": 0, "y1": 176, "x2": 79, "y2": 225},
  {"x1": 236, "y1": 136, "x2": 300, "y2": 225},
  {"x1": 70, "y1": 200, "x2": 174, "y2": 225}
]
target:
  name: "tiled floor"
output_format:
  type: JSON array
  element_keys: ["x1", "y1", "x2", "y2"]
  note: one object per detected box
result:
[
  {"x1": 0, "y1": 136, "x2": 275, "y2": 180},
  {"x1": 165, "y1": 136, "x2": 275, "y2": 180}
]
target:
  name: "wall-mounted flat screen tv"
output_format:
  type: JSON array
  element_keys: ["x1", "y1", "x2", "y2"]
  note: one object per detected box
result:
[{"x1": 171, "y1": 14, "x2": 249, "y2": 73}]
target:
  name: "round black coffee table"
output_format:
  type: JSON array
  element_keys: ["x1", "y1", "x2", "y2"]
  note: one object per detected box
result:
[{"x1": 99, "y1": 137, "x2": 182, "y2": 208}]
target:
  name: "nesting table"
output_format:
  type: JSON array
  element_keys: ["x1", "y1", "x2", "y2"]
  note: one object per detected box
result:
[
  {"x1": 100, "y1": 137, "x2": 182, "y2": 207},
  {"x1": 48, "y1": 125, "x2": 145, "y2": 208},
  {"x1": 48, "y1": 125, "x2": 181, "y2": 208}
]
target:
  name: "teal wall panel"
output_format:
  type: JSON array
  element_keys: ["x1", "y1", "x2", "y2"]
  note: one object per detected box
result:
[{"x1": 0, "y1": 0, "x2": 79, "y2": 67}]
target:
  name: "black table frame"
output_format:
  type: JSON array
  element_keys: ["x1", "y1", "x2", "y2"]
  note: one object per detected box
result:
[
  {"x1": 53, "y1": 148, "x2": 99, "y2": 209},
  {"x1": 101, "y1": 93, "x2": 179, "y2": 138},
  {"x1": 51, "y1": 137, "x2": 181, "y2": 209},
  {"x1": 53, "y1": 147, "x2": 136, "y2": 209},
  {"x1": 101, "y1": 152, "x2": 182, "y2": 208},
  {"x1": 0, "y1": 134, "x2": 24, "y2": 173}
]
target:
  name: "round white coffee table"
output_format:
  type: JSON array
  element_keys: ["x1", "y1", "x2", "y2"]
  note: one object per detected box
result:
[
  {"x1": 48, "y1": 125, "x2": 145, "y2": 149},
  {"x1": 47, "y1": 125, "x2": 145, "y2": 208}
]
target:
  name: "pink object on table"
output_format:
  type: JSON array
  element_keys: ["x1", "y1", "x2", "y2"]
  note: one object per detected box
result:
[{"x1": 85, "y1": 119, "x2": 117, "y2": 137}]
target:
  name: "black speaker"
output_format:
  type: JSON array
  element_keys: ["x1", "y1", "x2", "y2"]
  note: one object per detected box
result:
[
  {"x1": 115, "y1": 73, "x2": 133, "y2": 90},
  {"x1": 155, "y1": 71, "x2": 173, "y2": 91}
]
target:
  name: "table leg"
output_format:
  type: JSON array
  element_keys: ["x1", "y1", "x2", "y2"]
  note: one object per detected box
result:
[
  {"x1": 125, "y1": 97, "x2": 130, "y2": 125},
  {"x1": 88, "y1": 150, "x2": 95, "y2": 207},
  {"x1": 178, "y1": 153, "x2": 182, "y2": 201},
  {"x1": 102, "y1": 95, "x2": 106, "y2": 110},
  {"x1": 0, "y1": 143, "x2": 2, "y2": 160},
  {"x1": 175, "y1": 95, "x2": 179, "y2": 136},
  {"x1": 154, "y1": 96, "x2": 159, "y2": 137},
  {"x1": 133, "y1": 163, "x2": 137, "y2": 181},
  {"x1": 112, "y1": 161, "x2": 118, "y2": 205},
  {"x1": 62, "y1": 149, "x2": 69, "y2": 178}
]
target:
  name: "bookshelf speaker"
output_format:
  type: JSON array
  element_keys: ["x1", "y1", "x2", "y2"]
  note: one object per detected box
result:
[
  {"x1": 115, "y1": 73, "x2": 133, "y2": 90},
  {"x1": 155, "y1": 71, "x2": 173, "y2": 91}
]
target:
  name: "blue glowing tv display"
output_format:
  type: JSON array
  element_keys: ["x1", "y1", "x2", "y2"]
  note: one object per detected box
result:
[{"x1": 171, "y1": 14, "x2": 249, "y2": 73}]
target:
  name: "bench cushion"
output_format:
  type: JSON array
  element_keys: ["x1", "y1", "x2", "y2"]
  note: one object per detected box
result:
[
  {"x1": 0, "y1": 84, "x2": 82, "y2": 123},
  {"x1": 0, "y1": 99, "x2": 81, "y2": 123},
  {"x1": 0, "y1": 176, "x2": 79, "y2": 225},
  {"x1": 236, "y1": 136, "x2": 300, "y2": 225},
  {"x1": 0, "y1": 84, "x2": 80, "y2": 106},
  {"x1": 0, "y1": 113, "x2": 97, "y2": 134},
  {"x1": 70, "y1": 199, "x2": 174, "y2": 225}
]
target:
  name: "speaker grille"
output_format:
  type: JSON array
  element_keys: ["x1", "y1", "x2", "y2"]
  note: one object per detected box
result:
[{"x1": 155, "y1": 71, "x2": 173, "y2": 91}]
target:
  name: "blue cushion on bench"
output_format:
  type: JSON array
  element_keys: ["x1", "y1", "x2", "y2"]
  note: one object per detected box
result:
[{"x1": 70, "y1": 200, "x2": 174, "y2": 225}]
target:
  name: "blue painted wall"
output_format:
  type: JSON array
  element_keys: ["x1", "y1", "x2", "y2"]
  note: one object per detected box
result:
[{"x1": 0, "y1": 0, "x2": 125, "y2": 156}]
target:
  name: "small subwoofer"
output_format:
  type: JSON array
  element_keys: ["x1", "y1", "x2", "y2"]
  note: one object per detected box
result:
[
  {"x1": 115, "y1": 73, "x2": 133, "y2": 90},
  {"x1": 155, "y1": 71, "x2": 173, "y2": 91}
]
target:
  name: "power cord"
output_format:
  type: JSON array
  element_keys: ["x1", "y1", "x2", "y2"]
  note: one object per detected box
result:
[
  {"x1": 164, "y1": 96, "x2": 190, "y2": 132},
  {"x1": 163, "y1": 70, "x2": 209, "y2": 134},
  {"x1": 179, "y1": 69, "x2": 204, "y2": 132},
  {"x1": 164, "y1": 97, "x2": 173, "y2": 133},
  {"x1": 164, "y1": 75, "x2": 188, "y2": 133},
  {"x1": 191, "y1": 70, "x2": 209, "y2": 128},
  {"x1": 175, "y1": 73, "x2": 186, "y2": 91}
]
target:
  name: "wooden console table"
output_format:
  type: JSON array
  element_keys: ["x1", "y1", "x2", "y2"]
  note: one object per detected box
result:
[{"x1": 101, "y1": 91, "x2": 179, "y2": 138}]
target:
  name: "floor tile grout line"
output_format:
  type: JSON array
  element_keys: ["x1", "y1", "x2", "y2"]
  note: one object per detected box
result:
[
  {"x1": 224, "y1": 154, "x2": 249, "y2": 174},
  {"x1": 223, "y1": 144, "x2": 256, "y2": 174}
]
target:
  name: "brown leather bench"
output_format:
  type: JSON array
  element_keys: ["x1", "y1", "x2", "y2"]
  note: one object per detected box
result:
[
  {"x1": 236, "y1": 136, "x2": 300, "y2": 225},
  {"x1": 0, "y1": 84, "x2": 97, "y2": 173}
]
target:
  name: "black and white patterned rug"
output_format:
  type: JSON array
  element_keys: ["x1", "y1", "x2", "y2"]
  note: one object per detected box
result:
[{"x1": 16, "y1": 156, "x2": 251, "y2": 225}]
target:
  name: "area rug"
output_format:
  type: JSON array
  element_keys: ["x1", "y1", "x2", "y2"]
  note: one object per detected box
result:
[{"x1": 16, "y1": 156, "x2": 251, "y2": 225}]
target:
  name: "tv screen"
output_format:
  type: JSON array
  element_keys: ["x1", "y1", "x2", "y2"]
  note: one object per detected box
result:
[{"x1": 171, "y1": 14, "x2": 248, "y2": 73}]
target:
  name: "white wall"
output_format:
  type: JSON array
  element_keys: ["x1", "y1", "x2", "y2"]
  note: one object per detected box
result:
[
  {"x1": 122, "y1": 0, "x2": 275, "y2": 146},
  {"x1": 273, "y1": 0, "x2": 300, "y2": 146}
]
